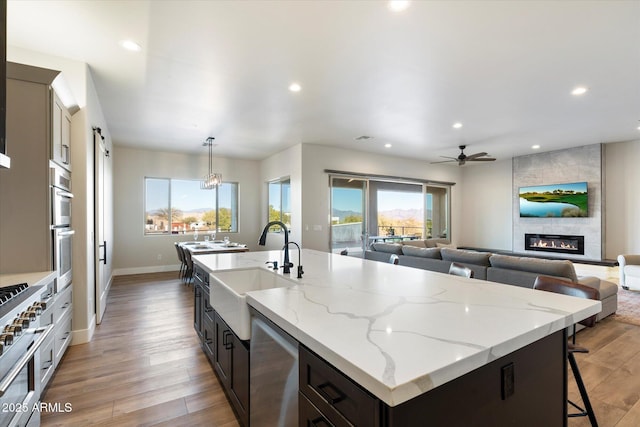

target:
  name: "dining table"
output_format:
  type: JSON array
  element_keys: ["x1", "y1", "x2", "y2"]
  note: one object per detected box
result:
[{"x1": 179, "y1": 240, "x2": 250, "y2": 255}]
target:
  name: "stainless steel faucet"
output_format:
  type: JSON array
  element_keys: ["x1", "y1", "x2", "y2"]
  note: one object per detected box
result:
[{"x1": 258, "y1": 221, "x2": 293, "y2": 274}]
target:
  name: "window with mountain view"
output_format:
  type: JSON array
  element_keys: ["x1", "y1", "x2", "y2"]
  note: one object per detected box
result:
[
  {"x1": 329, "y1": 175, "x2": 450, "y2": 254},
  {"x1": 144, "y1": 177, "x2": 238, "y2": 235}
]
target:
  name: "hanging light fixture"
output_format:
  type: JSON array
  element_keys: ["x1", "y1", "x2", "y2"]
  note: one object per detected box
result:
[{"x1": 201, "y1": 137, "x2": 222, "y2": 189}]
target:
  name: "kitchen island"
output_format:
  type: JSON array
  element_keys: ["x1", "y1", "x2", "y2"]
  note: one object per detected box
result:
[{"x1": 193, "y1": 249, "x2": 601, "y2": 426}]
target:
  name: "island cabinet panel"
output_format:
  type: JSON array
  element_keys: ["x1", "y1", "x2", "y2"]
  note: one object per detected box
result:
[
  {"x1": 383, "y1": 330, "x2": 567, "y2": 427},
  {"x1": 214, "y1": 312, "x2": 250, "y2": 427},
  {"x1": 299, "y1": 346, "x2": 381, "y2": 427},
  {"x1": 193, "y1": 282, "x2": 203, "y2": 341}
]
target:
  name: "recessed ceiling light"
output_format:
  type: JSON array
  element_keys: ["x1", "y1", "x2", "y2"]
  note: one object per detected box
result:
[
  {"x1": 571, "y1": 86, "x2": 588, "y2": 96},
  {"x1": 532, "y1": 144, "x2": 541, "y2": 149},
  {"x1": 452, "y1": 122, "x2": 463, "y2": 129},
  {"x1": 388, "y1": 1, "x2": 410, "y2": 12},
  {"x1": 289, "y1": 82, "x2": 301, "y2": 92},
  {"x1": 120, "y1": 39, "x2": 142, "y2": 52},
  {"x1": 384, "y1": 143, "x2": 392, "y2": 148}
]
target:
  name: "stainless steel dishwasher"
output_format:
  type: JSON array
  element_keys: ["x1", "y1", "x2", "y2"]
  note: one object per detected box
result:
[{"x1": 250, "y1": 314, "x2": 298, "y2": 426}]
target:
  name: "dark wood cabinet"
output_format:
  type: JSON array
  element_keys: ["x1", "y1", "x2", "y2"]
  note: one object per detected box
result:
[
  {"x1": 299, "y1": 345, "x2": 380, "y2": 427},
  {"x1": 194, "y1": 264, "x2": 249, "y2": 427},
  {"x1": 299, "y1": 392, "x2": 335, "y2": 427},
  {"x1": 214, "y1": 312, "x2": 249, "y2": 427}
]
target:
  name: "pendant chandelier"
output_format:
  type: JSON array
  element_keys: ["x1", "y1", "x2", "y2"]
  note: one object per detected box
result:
[{"x1": 201, "y1": 136, "x2": 222, "y2": 189}]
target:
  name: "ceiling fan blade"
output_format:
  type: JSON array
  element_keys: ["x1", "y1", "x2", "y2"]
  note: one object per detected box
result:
[
  {"x1": 430, "y1": 159, "x2": 456, "y2": 164},
  {"x1": 439, "y1": 155, "x2": 459, "y2": 160},
  {"x1": 469, "y1": 157, "x2": 496, "y2": 162},
  {"x1": 465, "y1": 152, "x2": 488, "y2": 160}
]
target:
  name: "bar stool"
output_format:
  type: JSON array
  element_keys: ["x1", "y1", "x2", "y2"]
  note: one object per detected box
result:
[
  {"x1": 389, "y1": 254, "x2": 399, "y2": 265},
  {"x1": 533, "y1": 275, "x2": 600, "y2": 427},
  {"x1": 448, "y1": 262, "x2": 473, "y2": 278}
]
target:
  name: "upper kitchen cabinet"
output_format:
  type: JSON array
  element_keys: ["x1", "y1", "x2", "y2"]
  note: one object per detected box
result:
[
  {"x1": 6, "y1": 62, "x2": 77, "y2": 171},
  {"x1": 51, "y1": 92, "x2": 72, "y2": 170}
]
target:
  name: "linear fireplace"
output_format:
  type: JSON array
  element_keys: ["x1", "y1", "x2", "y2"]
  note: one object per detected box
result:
[{"x1": 525, "y1": 234, "x2": 585, "y2": 255}]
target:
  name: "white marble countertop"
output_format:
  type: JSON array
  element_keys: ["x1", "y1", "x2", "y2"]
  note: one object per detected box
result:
[
  {"x1": 194, "y1": 249, "x2": 601, "y2": 407},
  {"x1": 0, "y1": 271, "x2": 57, "y2": 288}
]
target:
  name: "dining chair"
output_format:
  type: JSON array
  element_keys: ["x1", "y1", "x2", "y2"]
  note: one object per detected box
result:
[
  {"x1": 533, "y1": 275, "x2": 600, "y2": 427},
  {"x1": 175, "y1": 242, "x2": 186, "y2": 280}
]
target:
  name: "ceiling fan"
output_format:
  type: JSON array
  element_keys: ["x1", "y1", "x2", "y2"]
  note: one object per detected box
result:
[{"x1": 431, "y1": 145, "x2": 496, "y2": 166}]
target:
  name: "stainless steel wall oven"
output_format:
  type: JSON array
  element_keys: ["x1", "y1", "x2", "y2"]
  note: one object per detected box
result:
[{"x1": 50, "y1": 162, "x2": 74, "y2": 293}]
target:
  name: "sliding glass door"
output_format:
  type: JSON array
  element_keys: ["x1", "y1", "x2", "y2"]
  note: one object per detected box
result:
[{"x1": 330, "y1": 177, "x2": 368, "y2": 256}]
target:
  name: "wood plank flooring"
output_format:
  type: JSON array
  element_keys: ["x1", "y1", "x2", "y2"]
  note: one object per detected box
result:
[
  {"x1": 41, "y1": 272, "x2": 239, "y2": 427},
  {"x1": 40, "y1": 272, "x2": 640, "y2": 426}
]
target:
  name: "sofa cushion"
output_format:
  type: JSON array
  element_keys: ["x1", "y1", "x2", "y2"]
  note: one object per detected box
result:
[
  {"x1": 436, "y1": 242, "x2": 456, "y2": 249},
  {"x1": 398, "y1": 256, "x2": 450, "y2": 274},
  {"x1": 425, "y1": 238, "x2": 450, "y2": 248},
  {"x1": 401, "y1": 240, "x2": 427, "y2": 248},
  {"x1": 370, "y1": 242, "x2": 404, "y2": 255},
  {"x1": 489, "y1": 254, "x2": 578, "y2": 282},
  {"x1": 441, "y1": 248, "x2": 491, "y2": 266},
  {"x1": 401, "y1": 246, "x2": 441, "y2": 259}
]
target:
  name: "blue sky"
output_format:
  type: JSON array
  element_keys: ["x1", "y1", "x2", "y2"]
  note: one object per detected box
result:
[{"x1": 146, "y1": 178, "x2": 233, "y2": 212}]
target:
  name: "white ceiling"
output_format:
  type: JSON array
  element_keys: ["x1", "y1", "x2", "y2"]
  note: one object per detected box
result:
[{"x1": 7, "y1": 0, "x2": 640, "y2": 163}]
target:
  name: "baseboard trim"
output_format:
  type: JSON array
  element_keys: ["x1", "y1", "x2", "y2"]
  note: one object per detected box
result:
[
  {"x1": 71, "y1": 313, "x2": 96, "y2": 345},
  {"x1": 113, "y1": 264, "x2": 180, "y2": 276}
]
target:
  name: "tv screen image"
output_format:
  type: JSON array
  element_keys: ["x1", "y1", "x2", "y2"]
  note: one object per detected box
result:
[{"x1": 519, "y1": 182, "x2": 588, "y2": 218}]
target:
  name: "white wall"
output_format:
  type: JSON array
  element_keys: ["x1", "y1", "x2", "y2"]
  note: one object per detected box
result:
[
  {"x1": 259, "y1": 144, "x2": 302, "y2": 251},
  {"x1": 605, "y1": 139, "x2": 640, "y2": 257},
  {"x1": 300, "y1": 144, "x2": 463, "y2": 251},
  {"x1": 112, "y1": 146, "x2": 261, "y2": 274},
  {"x1": 460, "y1": 159, "x2": 513, "y2": 250}
]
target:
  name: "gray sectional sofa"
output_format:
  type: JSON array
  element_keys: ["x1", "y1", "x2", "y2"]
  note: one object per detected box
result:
[{"x1": 364, "y1": 241, "x2": 618, "y2": 321}]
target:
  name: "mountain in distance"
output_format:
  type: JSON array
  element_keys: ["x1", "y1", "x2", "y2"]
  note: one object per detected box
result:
[
  {"x1": 332, "y1": 208, "x2": 432, "y2": 221},
  {"x1": 378, "y1": 208, "x2": 431, "y2": 220},
  {"x1": 332, "y1": 208, "x2": 361, "y2": 221}
]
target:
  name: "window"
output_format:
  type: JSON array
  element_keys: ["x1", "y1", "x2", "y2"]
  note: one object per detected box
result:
[
  {"x1": 268, "y1": 177, "x2": 291, "y2": 231},
  {"x1": 328, "y1": 173, "x2": 451, "y2": 255},
  {"x1": 144, "y1": 177, "x2": 238, "y2": 235}
]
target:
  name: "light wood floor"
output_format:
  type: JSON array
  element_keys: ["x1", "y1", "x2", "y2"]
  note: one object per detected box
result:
[
  {"x1": 41, "y1": 272, "x2": 240, "y2": 427},
  {"x1": 40, "y1": 272, "x2": 640, "y2": 426}
]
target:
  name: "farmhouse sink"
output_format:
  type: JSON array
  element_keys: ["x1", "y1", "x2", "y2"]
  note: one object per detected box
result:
[{"x1": 209, "y1": 268, "x2": 295, "y2": 340}]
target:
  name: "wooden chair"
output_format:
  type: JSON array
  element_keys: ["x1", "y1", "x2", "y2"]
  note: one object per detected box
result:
[
  {"x1": 448, "y1": 262, "x2": 473, "y2": 278},
  {"x1": 533, "y1": 275, "x2": 600, "y2": 427}
]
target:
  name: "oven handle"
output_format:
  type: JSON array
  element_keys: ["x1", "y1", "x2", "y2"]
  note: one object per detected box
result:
[
  {"x1": 55, "y1": 190, "x2": 74, "y2": 199},
  {"x1": 56, "y1": 230, "x2": 76, "y2": 237},
  {"x1": 0, "y1": 325, "x2": 54, "y2": 397}
]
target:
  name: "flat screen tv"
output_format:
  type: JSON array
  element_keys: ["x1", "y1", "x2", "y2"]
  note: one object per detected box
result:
[{"x1": 519, "y1": 182, "x2": 588, "y2": 218}]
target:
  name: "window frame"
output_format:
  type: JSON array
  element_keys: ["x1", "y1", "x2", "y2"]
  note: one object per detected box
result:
[
  {"x1": 267, "y1": 176, "x2": 291, "y2": 232},
  {"x1": 144, "y1": 176, "x2": 239, "y2": 235}
]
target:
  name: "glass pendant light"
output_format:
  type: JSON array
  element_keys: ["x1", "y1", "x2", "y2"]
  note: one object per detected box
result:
[{"x1": 201, "y1": 137, "x2": 222, "y2": 189}]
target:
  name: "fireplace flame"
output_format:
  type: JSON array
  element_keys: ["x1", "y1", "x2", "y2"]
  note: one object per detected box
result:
[{"x1": 531, "y1": 239, "x2": 578, "y2": 250}]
